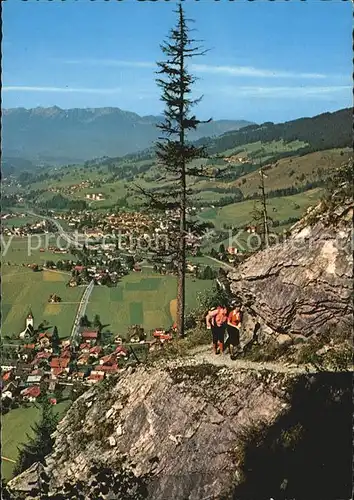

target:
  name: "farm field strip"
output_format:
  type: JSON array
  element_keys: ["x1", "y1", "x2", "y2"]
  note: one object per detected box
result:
[
  {"x1": 2, "y1": 236, "x2": 76, "y2": 265},
  {"x1": 219, "y1": 139, "x2": 308, "y2": 158},
  {"x1": 86, "y1": 272, "x2": 213, "y2": 335},
  {"x1": 198, "y1": 188, "x2": 323, "y2": 230},
  {"x1": 2, "y1": 267, "x2": 84, "y2": 338},
  {"x1": 229, "y1": 148, "x2": 352, "y2": 197},
  {"x1": 2, "y1": 262, "x2": 212, "y2": 339}
]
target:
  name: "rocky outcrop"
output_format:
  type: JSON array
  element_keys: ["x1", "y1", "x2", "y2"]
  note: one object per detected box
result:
[
  {"x1": 229, "y1": 200, "x2": 353, "y2": 344},
  {"x1": 8, "y1": 360, "x2": 352, "y2": 500},
  {"x1": 8, "y1": 361, "x2": 295, "y2": 499}
]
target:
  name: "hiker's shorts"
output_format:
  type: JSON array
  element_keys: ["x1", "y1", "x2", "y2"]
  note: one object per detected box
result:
[
  {"x1": 212, "y1": 325, "x2": 226, "y2": 345},
  {"x1": 227, "y1": 325, "x2": 240, "y2": 346}
]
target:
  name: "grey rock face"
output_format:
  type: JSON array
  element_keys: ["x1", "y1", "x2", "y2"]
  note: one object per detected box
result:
[
  {"x1": 8, "y1": 363, "x2": 295, "y2": 500},
  {"x1": 229, "y1": 202, "x2": 353, "y2": 341}
]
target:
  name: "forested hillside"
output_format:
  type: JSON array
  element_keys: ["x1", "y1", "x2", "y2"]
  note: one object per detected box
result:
[{"x1": 195, "y1": 108, "x2": 351, "y2": 156}]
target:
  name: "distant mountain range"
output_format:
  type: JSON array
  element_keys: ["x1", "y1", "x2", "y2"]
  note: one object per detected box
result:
[{"x1": 2, "y1": 106, "x2": 252, "y2": 165}]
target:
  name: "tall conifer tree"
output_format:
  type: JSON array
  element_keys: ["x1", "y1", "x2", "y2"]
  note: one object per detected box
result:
[{"x1": 136, "y1": 4, "x2": 211, "y2": 337}]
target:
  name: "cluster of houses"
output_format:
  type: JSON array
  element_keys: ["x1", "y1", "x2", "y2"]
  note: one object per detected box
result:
[
  {"x1": 224, "y1": 154, "x2": 251, "y2": 165},
  {"x1": 1, "y1": 213, "x2": 27, "y2": 221},
  {"x1": 54, "y1": 208, "x2": 202, "y2": 256},
  {"x1": 48, "y1": 180, "x2": 94, "y2": 196},
  {"x1": 2, "y1": 177, "x2": 25, "y2": 194},
  {"x1": 40, "y1": 246, "x2": 69, "y2": 254},
  {"x1": 79, "y1": 211, "x2": 154, "y2": 237},
  {"x1": 1, "y1": 295, "x2": 182, "y2": 412},
  {"x1": 1, "y1": 314, "x2": 132, "y2": 410},
  {"x1": 85, "y1": 193, "x2": 105, "y2": 201},
  {"x1": 1, "y1": 216, "x2": 50, "y2": 237},
  {"x1": 67, "y1": 262, "x2": 129, "y2": 287},
  {"x1": 46, "y1": 209, "x2": 153, "y2": 236},
  {"x1": 2, "y1": 311, "x2": 180, "y2": 403},
  {"x1": 1, "y1": 206, "x2": 204, "y2": 263}
]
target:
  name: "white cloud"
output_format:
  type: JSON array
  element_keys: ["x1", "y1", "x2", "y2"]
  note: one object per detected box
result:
[
  {"x1": 2, "y1": 86, "x2": 122, "y2": 94},
  {"x1": 61, "y1": 58, "x2": 330, "y2": 79},
  {"x1": 190, "y1": 64, "x2": 326, "y2": 79},
  {"x1": 218, "y1": 85, "x2": 351, "y2": 99}
]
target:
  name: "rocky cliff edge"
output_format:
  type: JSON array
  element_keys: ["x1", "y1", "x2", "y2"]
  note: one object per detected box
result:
[{"x1": 229, "y1": 200, "x2": 353, "y2": 347}]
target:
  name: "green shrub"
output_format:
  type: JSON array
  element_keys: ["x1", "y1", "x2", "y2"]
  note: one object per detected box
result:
[
  {"x1": 167, "y1": 363, "x2": 221, "y2": 384},
  {"x1": 296, "y1": 343, "x2": 322, "y2": 365},
  {"x1": 242, "y1": 341, "x2": 290, "y2": 362},
  {"x1": 148, "y1": 327, "x2": 211, "y2": 362}
]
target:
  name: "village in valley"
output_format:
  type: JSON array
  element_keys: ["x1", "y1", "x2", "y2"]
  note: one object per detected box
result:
[
  {"x1": 1, "y1": 307, "x2": 175, "y2": 411},
  {"x1": 1, "y1": 206, "x2": 243, "y2": 286},
  {"x1": 1, "y1": 208, "x2": 227, "y2": 417}
]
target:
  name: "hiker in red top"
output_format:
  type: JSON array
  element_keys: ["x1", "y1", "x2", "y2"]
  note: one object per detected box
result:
[
  {"x1": 227, "y1": 300, "x2": 242, "y2": 360},
  {"x1": 206, "y1": 305, "x2": 228, "y2": 355}
]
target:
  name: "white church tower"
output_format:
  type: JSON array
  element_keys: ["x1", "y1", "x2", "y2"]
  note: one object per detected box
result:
[
  {"x1": 19, "y1": 311, "x2": 34, "y2": 340},
  {"x1": 26, "y1": 311, "x2": 34, "y2": 328}
]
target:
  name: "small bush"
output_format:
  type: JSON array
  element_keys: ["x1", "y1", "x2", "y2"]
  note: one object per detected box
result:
[
  {"x1": 296, "y1": 343, "x2": 322, "y2": 365},
  {"x1": 148, "y1": 327, "x2": 211, "y2": 362},
  {"x1": 71, "y1": 399, "x2": 88, "y2": 430},
  {"x1": 168, "y1": 363, "x2": 221, "y2": 384},
  {"x1": 100, "y1": 374, "x2": 119, "y2": 390},
  {"x1": 296, "y1": 334, "x2": 353, "y2": 371},
  {"x1": 322, "y1": 342, "x2": 353, "y2": 371},
  {"x1": 242, "y1": 341, "x2": 290, "y2": 362}
]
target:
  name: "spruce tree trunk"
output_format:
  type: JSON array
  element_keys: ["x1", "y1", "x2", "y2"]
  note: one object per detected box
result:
[
  {"x1": 176, "y1": 5, "x2": 186, "y2": 338},
  {"x1": 177, "y1": 174, "x2": 186, "y2": 338},
  {"x1": 176, "y1": 237, "x2": 186, "y2": 338},
  {"x1": 260, "y1": 168, "x2": 269, "y2": 248}
]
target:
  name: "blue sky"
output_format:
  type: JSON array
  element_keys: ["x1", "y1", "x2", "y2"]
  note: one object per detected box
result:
[{"x1": 2, "y1": 0, "x2": 352, "y2": 123}]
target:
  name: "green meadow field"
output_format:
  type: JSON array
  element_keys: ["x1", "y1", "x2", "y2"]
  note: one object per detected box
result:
[
  {"x1": 2, "y1": 265, "x2": 83, "y2": 338},
  {"x1": 2, "y1": 239, "x2": 213, "y2": 339},
  {"x1": 1, "y1": 216, "x2": 40, "y2": 228},
  {"x1": 187, "y1": 256, "x2": 223, "y2": 268},
  {"x1": 229, "y1": 148, "x2": 351, "y2": 197},
  {"x1": 1, "y1": 401, "x2": 70, "y2": 481},
  {"x1": 86, "y1": 270, "x2": 213, "y2": 336},
  {"x1": 199, "y1": 188, "x2": 323, "y2": 231},
  {"x1": 22, "y1": 145, "x2": 350, "y2": 212},
  {"x1": 2, "y1": 235, "x2": 75, "y2": 265},
  {"x1": 219, "y1": 139, "x2": 308, "y2": 159}
]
